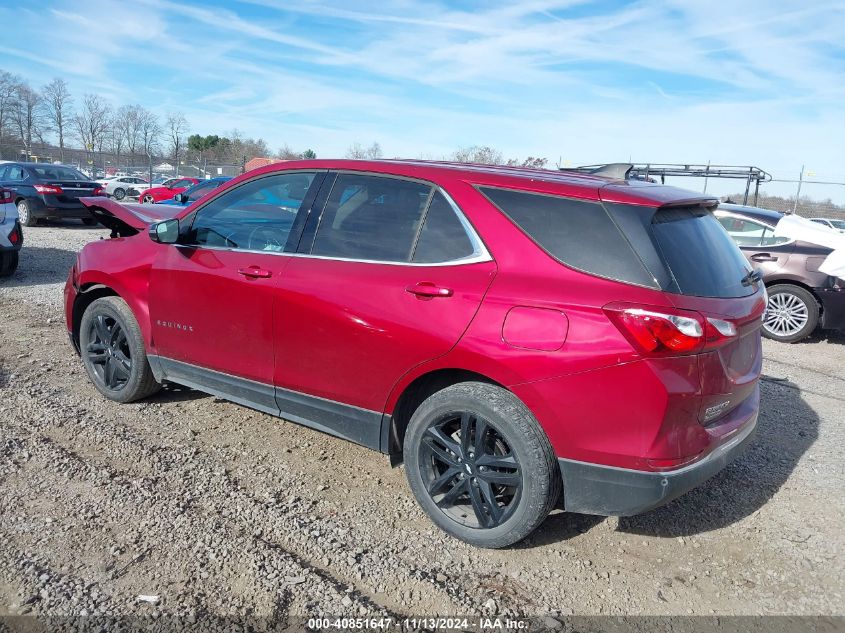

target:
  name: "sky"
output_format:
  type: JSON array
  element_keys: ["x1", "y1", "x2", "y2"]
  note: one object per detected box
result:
[{"x1": 2, "y1": 0, "x2": 844, "y2": 201}]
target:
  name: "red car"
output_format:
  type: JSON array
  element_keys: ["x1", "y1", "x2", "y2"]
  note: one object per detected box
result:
[
  {"x1": 65, "y1": 160, "x2": 764, "y2": 548},
  {"x1": 139, "y1": 177, "x2": 200, "y2": 204}
]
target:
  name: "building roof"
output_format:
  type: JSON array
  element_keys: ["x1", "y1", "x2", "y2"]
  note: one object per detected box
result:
[{"x1": 245, "y1": 157, "x2": 284, "y2": 172}]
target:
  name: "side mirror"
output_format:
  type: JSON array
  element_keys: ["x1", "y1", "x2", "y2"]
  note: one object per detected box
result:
[
  {"x1": 149, "y1": 218, "x2": 180, "y2": 244},
  {"x1": 174, "y1": 192, "x2": 188, "y2": 203}
]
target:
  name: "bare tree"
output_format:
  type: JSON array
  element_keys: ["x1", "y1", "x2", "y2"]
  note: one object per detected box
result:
[
  {"x1": 166, "y1": 112, "x2": 189, "y2": 175},
  {"x1": 12, "y1": 83, "x2": 43, "y2": 160},
  {"x1": 72, "y1": 94, "x2": 111, "y2": 172},
  {"x1": 106, "y1": 114, "x2": 125, "y2": 172},
  {"x1": 139, "y1": 110, "x2": 162, "y2": 182},
  {"x1": 451, "y1": 145, "x2": 503, "y2": 165},
  {"x1": 345, "y1": 141, "x2": 382, "y2": 159},
  {"x1": 42, "y1": 78, "x2": 72, "y2": 162},
  {"x1": 0, "y1": 71, "x2": 21, "y2": 159},
  {"x1": 113, "y1": 104, "x2": 146, "y2": 162}
]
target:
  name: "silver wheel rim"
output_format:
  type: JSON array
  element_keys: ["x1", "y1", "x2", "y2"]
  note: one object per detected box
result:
[
  {"x1": 114, "y1": 188, "x2": 125, "y2": 200},
  {"x1": 764, "y1": 292, "x2": 809, "y2": 337},
  {"x1": 17, "y1": 202, "x2": 28, "y2": 224}
]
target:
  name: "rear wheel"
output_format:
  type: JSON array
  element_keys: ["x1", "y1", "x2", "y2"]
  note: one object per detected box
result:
[
  {"x1": 404, "y1": 382, "x2": 560, "y2": 548},
  {"x1": 113, "y1": 187, "x2": 126, "y2": 200},
  {"x1": 762, "y1": 284, "x2": 819, "y2": 343},
  {"x1": 17, "y1": 199, "x2": 36, "y2": 227},
  {"x1": 80, "y1": 296, "x2": 161, "y2": 402},
  {"x1": 0, "y1": 251, "x2": 18, "y2": 277}
]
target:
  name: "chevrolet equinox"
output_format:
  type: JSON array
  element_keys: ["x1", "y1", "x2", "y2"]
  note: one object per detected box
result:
[{"x1": 65, "y1": 160, "x2": 765, "y2": 548}]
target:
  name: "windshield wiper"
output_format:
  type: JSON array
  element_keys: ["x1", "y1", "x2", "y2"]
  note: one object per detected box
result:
[{"x1": 741, "y1": 269, "x2": 763, "y2": 287}]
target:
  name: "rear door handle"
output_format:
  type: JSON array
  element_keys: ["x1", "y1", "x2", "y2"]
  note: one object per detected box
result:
[
  {"x1": 406, "y1": 281, "x2": 453, "y2": 298},
  {"x1": 238, "y1": 267, "x2": 272, "y2": 278},
  {"x1": 750, "y1": 253, "x2": 777, "y2": 262}
]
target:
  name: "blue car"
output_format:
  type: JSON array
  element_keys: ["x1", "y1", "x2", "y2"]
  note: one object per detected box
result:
[{"x1": 158, "y1": 177, "x2": 232, "y2": 206}]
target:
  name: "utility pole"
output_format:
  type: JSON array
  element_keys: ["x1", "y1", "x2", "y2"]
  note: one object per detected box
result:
[{"x1": 792, "y1": 165, "x2": 804, "y2": 214}]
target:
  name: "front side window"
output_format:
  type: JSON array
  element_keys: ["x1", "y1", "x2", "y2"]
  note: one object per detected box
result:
[
  {"x1": 311, "y1": 174, "x2": 432, "y2": 262},
  {"x1": 171, "y1": 179, "x2": 194, "y2": 188},
  {"x1": 185, "y1": 172, "x2": 316, "y2": 252}
]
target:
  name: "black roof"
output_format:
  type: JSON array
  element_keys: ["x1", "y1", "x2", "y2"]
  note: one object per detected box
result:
[{"x1": 718, "y1": 202, "x2": 784, "y2": 226}]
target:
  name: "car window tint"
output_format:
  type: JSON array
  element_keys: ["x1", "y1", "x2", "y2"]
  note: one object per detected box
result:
[
  {"x1": 311, "y1": 174, "x2": 432, "y2": 262},
  {"x1": 186, "y1": 173, "x2": 316, "y2": 252},
  {"x1": 480, "y1": 187, "x2": 656, "y2": 288},
  {"x1": 30, "y1": 165, "x2": 85, "y2": 180},
  {"x1": 412, "y1": 192, "x2": 476, "y2": 263}
]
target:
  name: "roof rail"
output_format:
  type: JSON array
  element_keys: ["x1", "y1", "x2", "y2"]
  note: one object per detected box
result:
[{"x1": 561, "y1": 163, "x2": 633, "y2": 180}]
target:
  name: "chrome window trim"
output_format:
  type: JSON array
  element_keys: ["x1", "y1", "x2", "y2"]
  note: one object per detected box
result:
[{"x1": 179, "y1": 170, "x2": 493, "y2": 267}]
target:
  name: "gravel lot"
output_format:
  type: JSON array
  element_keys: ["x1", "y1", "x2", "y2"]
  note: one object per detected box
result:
[{"x1": 1, "y1": 222, "x2": 843, "y2": 621}]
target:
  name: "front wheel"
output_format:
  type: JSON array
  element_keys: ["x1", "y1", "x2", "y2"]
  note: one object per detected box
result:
[
  {"x1": 404, "y1": 382, "x2": 560, "y2": 548},
  {"x1": 141, "y1": 194, "x2": 155, "y2": 204},
  {"x1": 80, "y1": 296, "x2": 161, "y2": 402},
  {"x1": 762, "y1": 284, "x2": 819, "y2": 343},
  {"x1": 113, "y1": 187, "x2": 126, "y2": 200}
]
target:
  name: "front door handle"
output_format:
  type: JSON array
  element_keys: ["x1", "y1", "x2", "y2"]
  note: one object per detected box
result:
[
  {"x1": 238, "y1": 267, "x2": 272, "y2": 279},
  {"x1": 406, "y1": 281, "x2": 453, "y2": 298},
  {"x1": 750, "y1": 253, "x2": 777, "y2": 262}
]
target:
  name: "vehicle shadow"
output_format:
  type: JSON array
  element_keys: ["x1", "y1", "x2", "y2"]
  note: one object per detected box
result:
[
  {"x1": 612, "y1": 375, "x2": 818, "y2": 538},
  {"x1": 0, "y1": 246, "x2": 77, "y2": 289},
  {"x1": 147, "y1": 383, "x2": 210, "y2": 404},
  {"x1": 34, "y1": 219, "x2": 105, "y2": 230},
  {"x1": 522, "y1": 375, "x2": 818, "y2": 545},
  {"x1": 798, "y1": 329, "x2": 844, "y2": 345}
]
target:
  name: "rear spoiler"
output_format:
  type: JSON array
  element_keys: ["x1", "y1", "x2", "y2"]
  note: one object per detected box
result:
[{"x1": 80, "y1": 197, "x2": 180, "y2": 237}]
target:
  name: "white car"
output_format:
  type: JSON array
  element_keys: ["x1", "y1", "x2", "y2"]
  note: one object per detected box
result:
[
  {"x1": 810, "y1": 218, "x2": 845, "y2": 233},
  {"x1": 100, "y1": 176, "x2": 151, "y2": 200}
]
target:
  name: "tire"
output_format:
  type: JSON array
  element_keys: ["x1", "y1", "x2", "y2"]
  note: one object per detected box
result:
[
  {"x1": 79, "y1": 296, "x2": 161, "y2": 403},
  {"x1": 762, "y1": 284, "x2": 819, "y2": 343},
  {"x1": 113, "y1": 187, "x2": 126, "y2": 201},
  {"x1": 17, "y1": 199, "x2": 36, "y2": 227},
  {"x1": 81, "y1": 217, "x2": 98, "y2": 226},
  {"x1": 141, "y1": 194, "x2": 155, "y2": 204},
  {"x1": 0, "y1": 251, "x2": 18, "y2": 277},
  {"x1": 403, "y1": 382, "x2": 561, "y2": 548}
]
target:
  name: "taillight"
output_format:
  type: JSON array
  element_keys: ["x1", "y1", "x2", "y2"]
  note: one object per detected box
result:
[
  {"x1": 0, "y1": 188, "x2": 11, "y2": 202},
  {"x1": 34, "y1": 184, "x2": 63, "y2": 195},
  {"x1": 92, "y1": 186, "x2": 106, "y2": 196},
  {"x1": 604, "y1": 303, "x2": 738, "y2": 356},
  {"x1": 9, "y1": 225, "x2": 20, "y2": 245}
]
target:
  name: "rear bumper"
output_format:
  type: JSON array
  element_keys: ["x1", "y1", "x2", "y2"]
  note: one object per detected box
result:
[
  {"x1": 28, "y1": 196, "x2": 90, "y2": 219},
  {"x1": 558, "y1": 413, "x2": 757, "y2": 516},
  {"x1": 818, "y1": 288, "x2": 845, "y2": 330}
]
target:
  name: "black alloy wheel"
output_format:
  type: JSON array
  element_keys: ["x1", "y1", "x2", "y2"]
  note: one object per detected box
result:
[
  {"x1": 419, "y1": 411, "x2": 523, "y2": 528},
  {"x1": 86, "y1": 313, "x2": 132, "y2": 390}
]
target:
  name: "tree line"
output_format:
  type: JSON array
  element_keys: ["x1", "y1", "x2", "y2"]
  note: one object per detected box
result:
[
  {"x1": 0, "y1": 68, "x2": 549, "y2": 175},
  {"x1": 0, "y1": 69, "x2": 316, "y2": 174}
]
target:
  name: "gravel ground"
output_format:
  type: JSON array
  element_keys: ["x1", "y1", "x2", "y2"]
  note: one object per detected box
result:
[{"x1": 0, "y1": 222, "x2": 843, "y2": 621}]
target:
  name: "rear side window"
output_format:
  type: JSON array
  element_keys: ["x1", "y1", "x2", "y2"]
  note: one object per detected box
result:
[
  {"x1": 650, "y1": 206, "x2": 754, "y2": 297},
  {"x1": 312, "y1": 174, "x2": 432, "y2": 262},
  {"x1": 412, "y1": 192, "x2": 476, "y2": 263},
  {"x1": 480, "y1": 187, "x2": 657, "y2": 288}
]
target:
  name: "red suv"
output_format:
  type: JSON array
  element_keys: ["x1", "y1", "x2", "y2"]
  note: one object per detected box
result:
[{"x1": 65, "y1": 160, "x2": 765, "y2": 548}]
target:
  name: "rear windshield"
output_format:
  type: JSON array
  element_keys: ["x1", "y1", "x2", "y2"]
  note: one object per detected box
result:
[
  {"x1": 30, "y1": 165, "x2": 89, "y2": 181},
  {"x1": 649, "y1": 206, "x2": 754, "y2": 298},
  {"x1": 481, "y1": 186, "x2": 755, "y2": 298}
]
